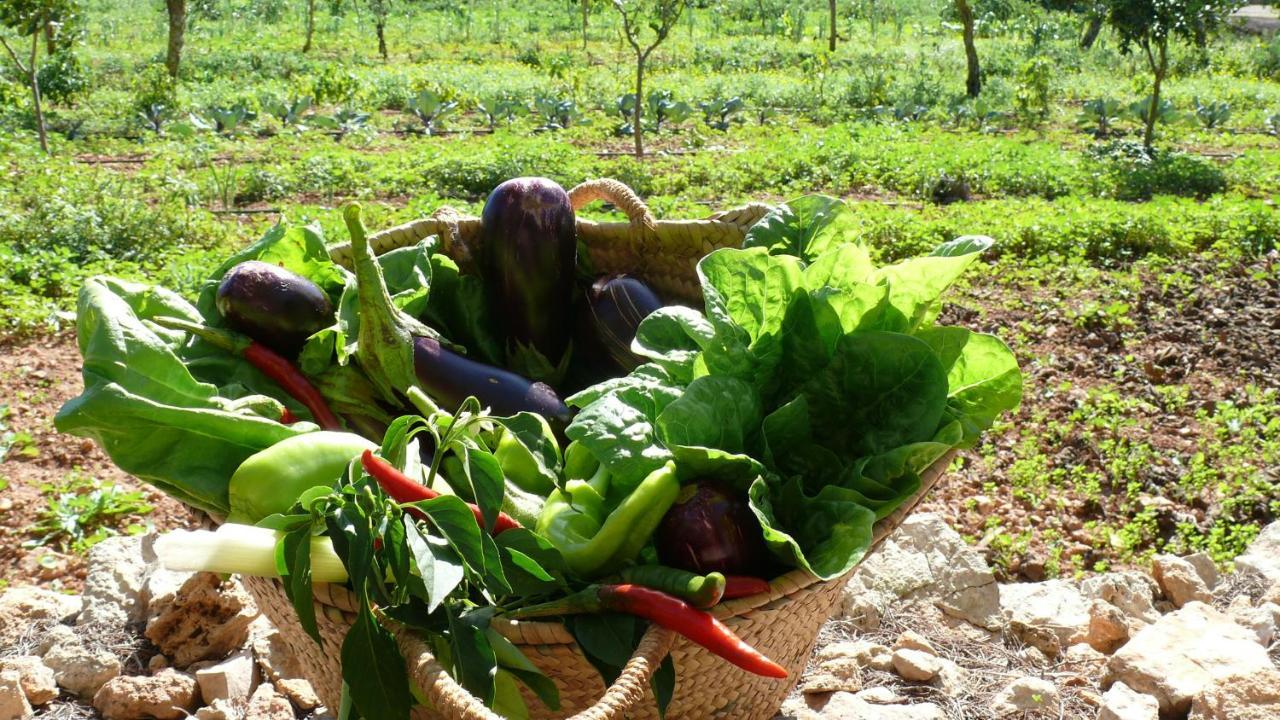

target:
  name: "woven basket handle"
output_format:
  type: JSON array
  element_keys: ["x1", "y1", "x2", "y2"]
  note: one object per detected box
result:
[
  {"x1": 568, "y1": 179, "x2": 656, "y2": 231},
  {"x1": 396, "y1": 624, "x2": 675, "y2": 720}
]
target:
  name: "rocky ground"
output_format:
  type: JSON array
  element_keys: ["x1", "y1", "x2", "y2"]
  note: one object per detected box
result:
[{"x1": 1, "y1": 514, "x2": 1277, "y2": 720}]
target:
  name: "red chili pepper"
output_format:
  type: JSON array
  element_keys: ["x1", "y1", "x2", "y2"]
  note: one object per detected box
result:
[
  {"x1": 243, "y1": 342, "x2": 343, "y2": 430},
  {"x1": 360, "y1": 450, "x2": 521, "y2": 535},
  {"x1": 721, "y1": 575, "x2": 771, "y2": 600},
  {"x1": 509, "y1": 584, "x2": 787, "y2": 679},
  {"x1": 152, "y1": 316, "x2": 342, "y2": 431},
  {"x1": 279, "y1": 407, "x2": 300, "y2": 424}
]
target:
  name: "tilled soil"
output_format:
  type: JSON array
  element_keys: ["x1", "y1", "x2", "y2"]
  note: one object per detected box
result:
[{"x1": 0, "y1": 334, "x2": 193, "y2": 591}]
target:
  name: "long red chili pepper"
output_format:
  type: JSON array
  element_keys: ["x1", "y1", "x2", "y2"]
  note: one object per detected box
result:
[
  {"x1": 360, "y1": 450, "x2": 521, "y2": 535},
  {"x1": 242, "y1": 342, "x2": 343, "y2": 430},
  {"x1": 152, "y1": 316, "x2": 342, "y2": 431},
  {"x1": 509, "y1": 584, "x2": 788, "y2": 679},
  {"x1": 721, "y1": 575, "x2": 771, "y2": 600}
]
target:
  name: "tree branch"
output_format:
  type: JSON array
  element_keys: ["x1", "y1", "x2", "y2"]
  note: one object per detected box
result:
[{"x1": 0, "y1": 34, "x2": 28, "y2": 75}]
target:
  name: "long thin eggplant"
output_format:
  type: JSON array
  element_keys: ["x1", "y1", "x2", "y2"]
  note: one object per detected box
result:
[
  {"x1": 480, "y1": 177, "x2": 577, "y2": 374},
  {"x1": 413, "y1": 336, "x2": 572, "y2": 426}
]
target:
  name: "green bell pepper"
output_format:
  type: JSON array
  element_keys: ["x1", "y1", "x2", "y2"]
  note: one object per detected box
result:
[{"x1": 536, "y1": 448, "x2": 680, "y2": 578}]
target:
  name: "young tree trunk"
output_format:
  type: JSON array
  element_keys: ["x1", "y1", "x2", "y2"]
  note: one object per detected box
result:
[
  {"x1": 43, "y1": 21, "x2": 56, "y2": 56},
  {"x1": 165, "y1": 0, "x2": 186, "y2": 78},
  {"x1": 828, "y1": 0, "x2": 837, "y2": 51},
  {"x1": 956, "y1": 0, "x2": 980, "y2": 97},
  {"x1": 581, "y1": 0, "x2": 589, "y2": 49},
  {"x1": 303, "y1": 0, "x2": 316, "y2": 53},
  {"x1": 28, "y1": 33, "x2": 48, "y2": 154},
  {"x1": 633, "y1": 51, "x2": 646, "y2": 157},
  {"x1": 376, "y1": 20, "x2": 387, "y2": 59},
  {"x1": 1143, "y1": 41, "x2": 1167, "y2": 150},
  {"x1": 1080, "y1": 15, "x2": 1103, "y2": 49}
]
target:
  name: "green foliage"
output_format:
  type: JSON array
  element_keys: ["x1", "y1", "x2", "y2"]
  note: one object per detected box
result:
[
  {"x1": 26, "y1": 474, "x2": 153, "y2": 553},
  {"x1": 1087, "y1": 140, "x2": 1226, "y2": 201},
  {"x1": 1013, "y1": 55, "x2": 1053, "y2": 126}
]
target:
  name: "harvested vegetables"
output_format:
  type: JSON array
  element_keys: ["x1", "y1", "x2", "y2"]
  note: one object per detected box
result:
[{"x1": 55, "y1": 186, "x2": 1022, "y2": 720}]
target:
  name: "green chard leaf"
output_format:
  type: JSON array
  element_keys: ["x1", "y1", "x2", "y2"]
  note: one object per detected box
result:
[{"x1": 741, "y1": 195, "x2": 863, "y2": 262}]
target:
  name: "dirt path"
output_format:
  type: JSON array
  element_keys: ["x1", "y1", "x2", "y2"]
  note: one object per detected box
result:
[{"x1": 0, "y1": 334, "x2": 193, "y2": 592}]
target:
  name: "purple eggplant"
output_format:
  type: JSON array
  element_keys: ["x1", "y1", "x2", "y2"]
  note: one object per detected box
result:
[
  {"x1": 216, "y1": 261, "x2": 333, "y2": 357},
  {"x1": 413, "y1": 336, "x2": 573, "y2": 426},
  {"x1": 480, "y1": 177, "x2": 577, "y2": 369},
  {"x1": 588, "y1": 274, "x2": 663, "y2": 373}
]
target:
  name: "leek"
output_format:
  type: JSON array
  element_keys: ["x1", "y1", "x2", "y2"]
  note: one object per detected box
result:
[{"x1": 155, "y1": 523, "x2": 349, "y2": 583}]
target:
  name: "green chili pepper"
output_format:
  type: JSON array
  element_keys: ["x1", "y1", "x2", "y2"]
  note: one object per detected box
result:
[
  {"x1": 536, "y1": 457, "x2": 680, "y2": 578},
  {"x1": 615, "y1": 565, "x2": 726, "y2": 608}
]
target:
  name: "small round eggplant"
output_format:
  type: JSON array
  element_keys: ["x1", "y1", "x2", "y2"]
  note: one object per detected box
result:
[
  {"x1": 413, "y1": 336, "x2": 574, "y2": 427},
  {"x1": 216, "y1": 261, "x2": 333, "y2": 358},
  {"x1": 656, "y1": 482, "x2": 770, "y2": 576},
  {"x1": 588, "y1": 274, "x2": 663, "y2": 373},
  {"x1": 479, "y1": 177, "x2": 577, "y2": 364}
]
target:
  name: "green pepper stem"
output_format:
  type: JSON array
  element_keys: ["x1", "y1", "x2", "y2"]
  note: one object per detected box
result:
[
  {"x1": 504, "y1": 586, "x2": 604, "y2": 619},
  {"x1": 152, "y1": 315, "x2": 249, "y2": 354}
]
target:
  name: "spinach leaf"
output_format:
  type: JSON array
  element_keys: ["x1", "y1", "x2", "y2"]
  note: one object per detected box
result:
[
  {"x1": 799, "y1": 331, "x2": 948, "y2": 457},
  {"x1": 748, "y1": 477, "x2": 877, "y2": 580},
  {"x1": 917, "y1": 328, "x2": 1023, "y2": 443},
  {"x1": 656, "y1": 376, "x2": 761, "y2": 455},
  {"x1": 742, "y1": 195, "x2": 863, "y2": 262}
]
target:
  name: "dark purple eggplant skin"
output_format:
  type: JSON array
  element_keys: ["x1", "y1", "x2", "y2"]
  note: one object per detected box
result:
[
  {"x1": 215, "y1": 261, "x2": 334, "y2": 358},
  {"x1": 479, "y1": 177, "x2": 577, "y2": 362},
  {"x1": 413, "y1": 336, "x2": 574, "y2": 427},
  {"x1": 588, "y1": 274, "x2": 663, "y2": 373},
  {"x1": 656, "y1": 482, "x2": 770, "y2": 576}
]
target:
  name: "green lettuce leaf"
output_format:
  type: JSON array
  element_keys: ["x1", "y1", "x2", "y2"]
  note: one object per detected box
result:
[{"x1": 748, "y1": 476, "x2": 877, "y2": 581}]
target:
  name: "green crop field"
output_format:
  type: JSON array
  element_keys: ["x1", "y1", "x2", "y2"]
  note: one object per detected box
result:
[{"x1": 1, "y1": 0, "x2": 1278, "y2": 586}]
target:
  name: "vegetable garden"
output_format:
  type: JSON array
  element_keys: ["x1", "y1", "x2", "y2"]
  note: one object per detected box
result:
[{"x1": 0, "y1": 0, "x2": 1278, "y2": 718}]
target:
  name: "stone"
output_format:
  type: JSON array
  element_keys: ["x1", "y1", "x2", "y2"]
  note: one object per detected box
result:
[
  {"x1": 0, "y1": 586, "x2": 81, "y2": 647},
  {"x1": 1104, "y1": 601, "x2": 1273, "y2": 716},
  {"x1": 1098, "y1": 681, "x2": 1158, "y2": 720},
  {"x1": 195, "y1": 699, "x2": 240, "y2": 720},
  {"x1": 146, "y1": 573, "x2": 258, "y2": 668},
  {"x1": 930, "y1": 657, "x2": 968, "y2": 697},
  {"x1": 196, "y1": 650, "x2": 259, "y2": 704},
  {"x1": 148, "y1": 656, "x2": 169, "y2": 673},
  {"x1": 139, "y1": 533, "x2": 194, "y2": 617},
  {"x1": 892, "y1": 631, "x2": 937, "y2": 656},
  {"x1": 1086, "y1": 599, "x2": 1130, "y2": 654},
  {"x1": 40, "y1": 632, "x2": 121, "y2": 698},
  {"x1": 1262, "y1": 580, "x2": 1280, "y2": 607},
  {"x1": 800, "y1": 664, "x2": 861, "y2": 695},
  {"x1": 1000, "y1": 580, "x2": 1091, "y2": 655},
  {"x1": 990, "y1": 676, "x2": 1059, "y2": 716},
  {"x1": 248, "y1": 619, "x2": 318, "y2": 710},
  {"x1": 1228, "y1": 600, "x2": 1278, "y2": 646},
  {"x1": 1182, "y1": 552, "x2": 1219, "y2": 589},
  {"x1": 1190, "y1": 668, "x2": 1280, "y2": 720},
  {"x1": 1234, "y1": 520, "x2": 1280, "y2": 582},
  {"x1": 244, "y1": 684, "x2": 293, "y2": 720},
  {"x1": 841, "y1": 594, "x2": 882, "y2": 631},
  {"x1": 890, "y1": 648, "x2": 940, "y2": 682},
  {"x1": 856, "y1": 686, "x2": 907, "y2": 704},
  {"x1": 814, "y1": 641, "x2": 892, "y2": 672},
  {"x1": 0, "y1": 671, "x2": 32, "y2": 720},
  {"x1": 1151, "y1": 555, "x2": 1212, "y2": 608},
  {"x1": 1063, "y1": 643, "x2": 1106, "y2": 666},
  {"x1": 275, "y1": 679, "x2": 318, "y2": 711},
  {"x1": 0, "y1": 658, "x2": 57, "y2": 706},
  {"x1": 92, "y1": 670, "x2": 199, "y2": 720},
  {"x1": 798, "y1": 691, "x2": 946, "y2": 720},
  {"x1": 79, "y1": 536, "x2": 148, "y2": 627},
  {"x1": 1080, "y1": 572, "x2": 1160, "y2": 627},
  {"x1": 34, "y1": 625, "x2": 76, "y2": 656},
  {"x1": 845, "y1": 514, "x2": 1001, "y2": 629}
]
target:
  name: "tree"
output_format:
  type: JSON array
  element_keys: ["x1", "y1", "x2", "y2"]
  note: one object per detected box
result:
[
  {"x1": 613, "y1": 0, "x2": 688, "y2": 158},
  {"x1": 303, "y1": 0, "x2": 315, "y2": 53},
  {"x1": 1100, "y1": 0, "x2": 1239, "y2": 148},
  {"x1": 164, "y1": 0, "x2": 185, "y2": 77},
  {"x1": 828, "y1": 0, "x2": 837, "y2": 51},
  {"x1": 955, "y1": 0, "x2": 980, "y2": 97},
  {"x1": 0, "y1": 0, "x2": 75, "y2": 153},
  {"x1": 368, "y1": 0, "x2": 389, "y2": 60}
]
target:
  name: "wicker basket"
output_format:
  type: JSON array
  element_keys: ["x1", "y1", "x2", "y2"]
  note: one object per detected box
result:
[{"x1": 241, "y1": 179, "x2": 955, "y2": 720}]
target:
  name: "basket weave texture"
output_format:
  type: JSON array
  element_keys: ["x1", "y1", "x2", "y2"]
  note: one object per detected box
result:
[{"x1": 240, "y1": 180, "x2": 954, "y2": 720}]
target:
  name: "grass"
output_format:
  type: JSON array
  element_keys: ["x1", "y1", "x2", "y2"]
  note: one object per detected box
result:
[{"x1": 25, "y1": 474, "x2": 154, "y2": 554}]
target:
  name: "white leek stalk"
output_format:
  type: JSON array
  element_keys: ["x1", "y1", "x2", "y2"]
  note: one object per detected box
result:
[{"x1": 155, "y1": 523, "x2": 349, "y2": 583}]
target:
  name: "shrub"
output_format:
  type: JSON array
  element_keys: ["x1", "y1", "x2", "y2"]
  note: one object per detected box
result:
[{"x1": 1088, "y1": 141, "x2": 1226, "y2": 201}]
